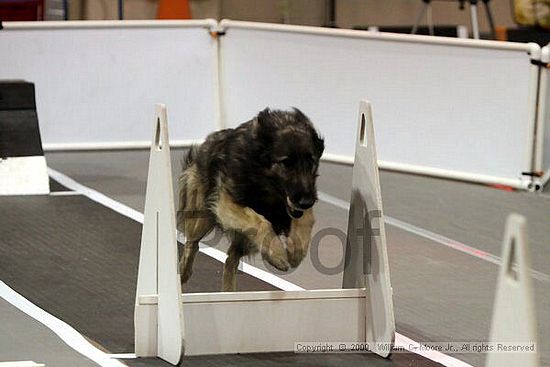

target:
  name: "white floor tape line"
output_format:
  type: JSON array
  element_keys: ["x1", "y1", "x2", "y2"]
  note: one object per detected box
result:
[
  {"x1": 49, "y1": 191, "x2": 82, "y2": 196},
  {"x1": 47, "y1": 168, "x2": 144, "y2": 223},
  {"x1": 317, "y1": 191, "x2": 550, "y2": 283},
  {"x1": 0, "y1": 362, "x2": 45, "y2": 367},
  {"x1": 0, "y1": 281, "x2": 126, "y2": 367},
  {"x1": 394, "y1": 334, "x2": 474, "y2": 367},
  {"x1": 106, "y1": 354, "x2": 137, "y2": 359},
  {"x1": 47, "y1": 167, "x2": 473, "y2": 367}
]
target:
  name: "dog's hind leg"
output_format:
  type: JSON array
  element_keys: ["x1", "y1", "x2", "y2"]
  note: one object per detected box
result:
[
  {"x1": 177, "y1": 165, "x2": 214, "y2": 285},
  {"x1": 180, "y1": 241, "x2": 200, "y2": 284},
  {"x1": 222, "y1": 232, "x2": 249, "y2": 292},
  {"x1": 178, "y1": 213, "x2": 213, "y2": 285}
]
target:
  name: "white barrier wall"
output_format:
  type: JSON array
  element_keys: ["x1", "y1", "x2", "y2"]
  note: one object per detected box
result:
[
  {"x1": 219, "y1": 20, "x2": 540, "y2": 189},
  {"x1": 1, "y1": 19, "x2": 547, "y2": 189},
  {"x1": 0, "y1": 20, "x2": 219, "y2": 149}
]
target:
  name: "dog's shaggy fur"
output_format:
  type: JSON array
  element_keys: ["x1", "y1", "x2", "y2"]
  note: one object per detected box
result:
[{"x1": 177, "y1": 107, "x2": 324, "y2": 291}]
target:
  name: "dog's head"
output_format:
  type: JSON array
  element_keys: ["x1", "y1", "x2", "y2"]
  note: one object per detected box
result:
[{"x1": 255, "y1": 107, "x2": 325, "y2": 219}]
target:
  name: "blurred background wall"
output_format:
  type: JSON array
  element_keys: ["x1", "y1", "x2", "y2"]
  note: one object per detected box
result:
[{"x1": 69, "y1": 0, "x2": 516, "y2": 33}]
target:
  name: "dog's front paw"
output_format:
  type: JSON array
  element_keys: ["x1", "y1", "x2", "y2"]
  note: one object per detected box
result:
[
  {"x1": 268, "y1": 244, "x2": 290, "y2": 271},
  {"x1": 286, "y1": 236, "x2": 307, "y2": 268},
  {"x1": 262, "y1": 237, "x2": 290, "y2": 271}
]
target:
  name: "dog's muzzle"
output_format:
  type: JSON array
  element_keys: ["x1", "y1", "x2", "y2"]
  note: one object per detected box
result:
[{"x1": 286, "y1": 196, "x2": 304, "y2": 219}]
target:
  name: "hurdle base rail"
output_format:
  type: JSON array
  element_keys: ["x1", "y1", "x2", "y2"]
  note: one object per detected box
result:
[{"x1": 136, "y1": 288, "x2": 369, "y2": 356}]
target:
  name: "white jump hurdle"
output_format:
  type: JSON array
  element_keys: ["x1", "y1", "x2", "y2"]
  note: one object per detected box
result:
[
  {"x1": 134, "y1": 101, "x2": 395, "y2": 364},
  {"x1": 486, "y1": 214, "x2": 540, "y2": 367}
]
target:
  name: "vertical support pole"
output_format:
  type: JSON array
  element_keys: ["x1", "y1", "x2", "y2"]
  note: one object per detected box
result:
[
  {"x1": 426, "y1": 1, "x2": 434, "y2": 36},
  {"x1": 342, "y1": 101, "x2": 395, "y2": 358},
  {"x1": 469, "y1": 1, "x2": 480, "y2": 39},
  {"x1": 118, "y1": 0, "x2": 124, "y2": 20},
  {"x1": 135, "y1": 104, "x2": 184, "y2": 365},
  {"x1": 482, "y1": 0, "x2": 496, "y2": 39},
  {"x1": 411, "y1": 0, "x2": 429, "y2": 35},
  {"x1": 63, "y1": 0, "x2": 69, "y2": 20},
  {"x1": 486, "y1": 214, "x2": 539, "y2": 367},
  {"x1": 324, "y1": 0, "x2": 336, "y2": 28}
]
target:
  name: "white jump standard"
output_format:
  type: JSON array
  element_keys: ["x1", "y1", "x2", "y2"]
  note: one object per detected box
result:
[
  {"x1": 134, "y1": 101, "x2": 395, "y2": 364},
  {"x1": 486, "y1": 214, "x2": 540, "y2": 367},
  {"x1": 134, "y1": 105, "x2": 184, "y2": 364}
]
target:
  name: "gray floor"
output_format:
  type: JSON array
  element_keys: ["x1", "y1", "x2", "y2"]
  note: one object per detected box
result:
[
  {"x1": 0, "y1": 177, "x2": 443, "y2": 367},
  {"x1": 0, "y1": 298, "x2": 99, "y2": 367},
  {"x1": 1, "y1": 149, "x2": 548, "y2": 367},
  {"x1": 319, "y1": 161, "x2": 550, "y2": 276}
]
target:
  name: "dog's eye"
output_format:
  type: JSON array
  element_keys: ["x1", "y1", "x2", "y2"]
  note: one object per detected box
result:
[{"x1": 277, "y1": 157, "x2": 293, "y2": 166}]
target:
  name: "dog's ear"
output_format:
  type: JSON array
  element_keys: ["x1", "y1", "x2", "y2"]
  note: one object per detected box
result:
[
  {"x1": 290, "y1": 107, "x2": 324, "y2": 159},
  {"x1": 292, "y1": 107, "x2": 309, "y2": 123},
  {"x1": 253, "y1": 108, "x2": 276, "y2": 152},
  {"x1": 256, "y1": 107, "x2": 273, "y2": 128},
  {"x1": 254, "y1": 107, "x2": 277, "y2": 140},
  {"x1": 314, "y1": 135, "x2": 325, "y2": 159}
]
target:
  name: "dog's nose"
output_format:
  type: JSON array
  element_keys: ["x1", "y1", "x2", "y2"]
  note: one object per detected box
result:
[{"x1": 298, "y1": 197, "x2": 315, "y2": 210}]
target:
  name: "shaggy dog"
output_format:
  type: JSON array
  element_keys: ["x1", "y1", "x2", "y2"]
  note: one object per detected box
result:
[{"x1": 177, "y1": 107, "x2": 324, "y2": 291}]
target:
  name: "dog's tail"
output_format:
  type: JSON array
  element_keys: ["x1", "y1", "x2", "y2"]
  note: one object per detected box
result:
[{"x1": 177, "y1": 146, "x2": 198, "y2": 232}]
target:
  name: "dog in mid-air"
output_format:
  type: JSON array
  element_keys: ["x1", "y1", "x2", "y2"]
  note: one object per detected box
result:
[{"x1": 177, "y1": 107, "x2": 324, "y2": 291}]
